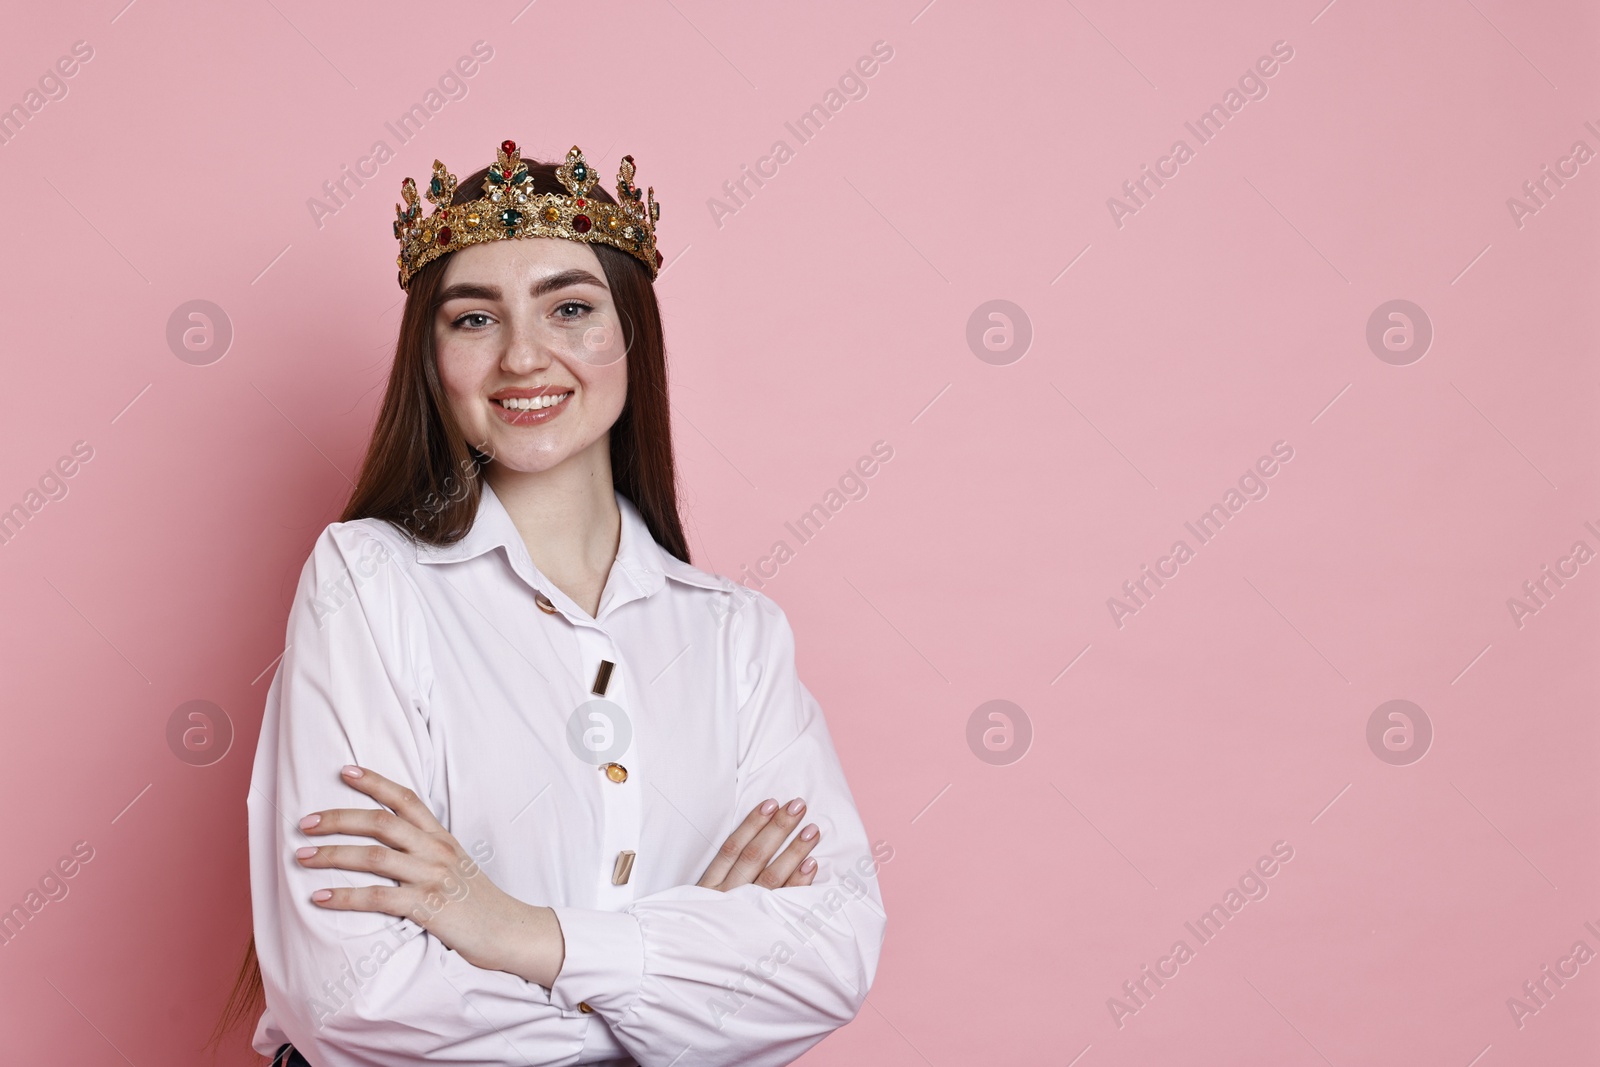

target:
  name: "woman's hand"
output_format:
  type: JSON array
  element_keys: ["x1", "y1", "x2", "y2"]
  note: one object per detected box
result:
[
  {"x1": 295, "y1": 764, "x2": 565, "y2": 987},
  {"x1": 697, "y1": 797, "x2": 821, "y2": 891}
]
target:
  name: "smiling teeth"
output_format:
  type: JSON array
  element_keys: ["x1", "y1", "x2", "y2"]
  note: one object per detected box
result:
[{"x1": 498, "y1": 392, "x2": 572, "y2": 410}]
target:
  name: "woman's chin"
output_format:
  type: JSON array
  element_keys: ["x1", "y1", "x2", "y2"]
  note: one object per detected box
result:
[{"x1": 483, "y1": 439, "x2": 584, "y2": 476}]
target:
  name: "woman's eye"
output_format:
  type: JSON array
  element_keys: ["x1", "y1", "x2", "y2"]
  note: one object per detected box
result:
[
  {"x1": 453, "y1": 312, "x2": 493, "y2": 329},
  {"x1": 555, "y1": 301, "x2": 592, "y2": 320}
]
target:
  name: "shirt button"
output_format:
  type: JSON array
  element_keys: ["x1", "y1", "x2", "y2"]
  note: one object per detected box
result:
[
  {"x1": 591, "y1": 659, "x2": 615, "y2": 696},
  {"x1": 578, "y1": 1001, "x2": 593, "y2": 1014},
  {"x1": 534, "y1": 592, "x2": 558, "y2": 614},
  {"x1": 612, "y1": 849, "x2": 636, "y2": 885},
  {"x1": 601, "y1": 762, "x2": 628, "y2": 783}
]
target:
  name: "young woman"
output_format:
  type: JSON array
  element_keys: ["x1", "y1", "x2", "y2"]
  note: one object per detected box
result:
[{"x1": 223, "y1": 141, "x2": 887, "y2": 1066}]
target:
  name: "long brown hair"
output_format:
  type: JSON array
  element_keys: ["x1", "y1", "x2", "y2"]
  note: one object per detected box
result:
[{"x1": 209, "y1": 155, "x2": 689, "y2": 1056}]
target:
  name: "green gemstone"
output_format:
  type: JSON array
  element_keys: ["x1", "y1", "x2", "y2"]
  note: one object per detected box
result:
[
  {"x1": 501, "y1": 209, "x2": 521, "y2": 227},
  {"x1": 489, "y1": 170, "x2": 503, "y2": 186},
  {"x1": 572, "y1": 163, "x2": 587, "y2": 182},
  {"x1": 430, "y1": 176, "x2": 442, "y2": 196}
]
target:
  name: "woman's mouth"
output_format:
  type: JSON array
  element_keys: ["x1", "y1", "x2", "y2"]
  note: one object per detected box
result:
[{"x1": 492, "y1": 390, "x2": 573, "y2": 425}]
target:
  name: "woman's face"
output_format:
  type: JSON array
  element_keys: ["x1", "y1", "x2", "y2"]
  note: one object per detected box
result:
[{"x1": 433, "y1": 236, "x2": 628, "y2": 476}]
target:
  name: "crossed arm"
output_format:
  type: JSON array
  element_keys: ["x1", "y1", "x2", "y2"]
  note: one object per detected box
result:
[{"x1": 293, "y1": 765, "x2": 827, "y2": 989}]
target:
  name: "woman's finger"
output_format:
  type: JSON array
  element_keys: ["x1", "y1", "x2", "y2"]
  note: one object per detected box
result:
[
  {"x1": 755, "y1": 823, "x2": 820, "y2": 889},
  {"x1": 783, "y1": 856, "x2": 818, "y2": 888},
  {"x1": 299, "y1": 806, "x2": 427, "y2": 855},
  {"x1": 697, "y1": 799, "x2": 778, "y2": 888},
  {"x1": 295, "y1": 842, "x2": 430, "y2": 885},
  {"x1": 332, "y1": 764, "x2": 447, "y2": 834},
  {"x1": 305, "y1": 882, "x2": 411, "y2": 915},
  {"x1": 724, "y1": 797, "x2": 806, "y2": 889}
]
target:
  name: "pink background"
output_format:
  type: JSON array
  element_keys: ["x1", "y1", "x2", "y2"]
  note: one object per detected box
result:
[{"x1": 1, "y1": 0, "x2": 1596, "y2": 1063}]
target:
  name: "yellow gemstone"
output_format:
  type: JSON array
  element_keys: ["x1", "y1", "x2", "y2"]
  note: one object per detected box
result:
[
  {"x1": 607, "y1": 216, "x2": 620, "y2": 230},
  {"x1": 543, "y1": 205, "x2": 560, "y2": 223},
  {"x1": 602, "y1": 762, "x2": 628, "y2": 783},
  {"x1": 466, "y1": 212, "x2": 481, "y2": 228}
]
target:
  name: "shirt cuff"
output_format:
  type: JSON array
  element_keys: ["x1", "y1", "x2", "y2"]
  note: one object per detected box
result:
[{"x1": 548, "y1": 906, "x2": 645, "y2": 1018}]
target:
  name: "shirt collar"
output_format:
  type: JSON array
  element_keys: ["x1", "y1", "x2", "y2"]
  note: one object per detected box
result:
[{"x1": 413, "y1": 480, "x2": 726, "y2": 599}]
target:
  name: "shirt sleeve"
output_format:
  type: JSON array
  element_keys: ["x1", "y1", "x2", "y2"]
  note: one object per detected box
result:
[
  {"x1": 545, "y1": 589, "x2": 890, "y2": 1067},
  {"x1": 247, "y1": 522, "x2": 592, "y2": 1067}
]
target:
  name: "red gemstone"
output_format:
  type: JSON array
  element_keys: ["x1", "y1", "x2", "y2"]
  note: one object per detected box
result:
[
  {"x1": 654, "y1": 250, "x2": 663, "y2": 268},
  {"x1": 575, "y1": 198, "x2": 586, "y2": 208},
  {"x1": 437, "y1": 226, "x2": 452, "y2": 243},
  {"x1": 572, "y1": 214, "x2": 592, "y2": 233},
  {"x1": 501, "y1": 139, "x2": 517, "y2": 155}
]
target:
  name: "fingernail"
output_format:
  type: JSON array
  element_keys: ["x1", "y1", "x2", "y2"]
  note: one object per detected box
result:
[
  {"x1": 295, "y1": 846, "x2": 317, "y2": 859},
  {"x1": 760, "y1": 799, "x2": 778, "y2": 816},
  {"x1": 800, "y1": 824, "x2": 818, "y2": 841},
  {"x1": 800, "y1": 858, "x2": 816, "y2": 873},
  {"x1": 341, "y1": 765, "x2": 363, "y2": 778},
  {"x1": 786, "y1": 798, "x2": 805, "y2": 815},
  {"x1": 299, "y1": 814, "x2": 321, "y2": 829},
  {"x1": 311, "y1": 889, "x2": 333, "y2": 902}
]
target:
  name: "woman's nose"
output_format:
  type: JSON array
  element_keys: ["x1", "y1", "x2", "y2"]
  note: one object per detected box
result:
[{"x1": 499, "y1": 321, "x2": 554, "y2": 372}]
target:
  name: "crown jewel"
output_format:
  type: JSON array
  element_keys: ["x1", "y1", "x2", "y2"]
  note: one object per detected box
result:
[{"x1": 392, "y1": 140, "x2": 662, "y2": 290}]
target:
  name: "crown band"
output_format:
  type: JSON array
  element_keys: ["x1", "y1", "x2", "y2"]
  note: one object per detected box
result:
[{"x1": 392, "y1": 140, "x2": 662, "y2": 290}]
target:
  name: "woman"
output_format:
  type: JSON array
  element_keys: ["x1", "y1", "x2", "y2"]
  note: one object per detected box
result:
[{"x1": 223, "y1": 141, "x2": 888, "y2": 1066}]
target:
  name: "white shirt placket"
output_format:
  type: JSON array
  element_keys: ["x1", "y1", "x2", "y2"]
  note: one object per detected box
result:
[{"x1": 570, "y1": 620, "x2": 641, "y2": 909}]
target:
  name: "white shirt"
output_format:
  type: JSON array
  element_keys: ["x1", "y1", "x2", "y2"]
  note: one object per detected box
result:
[{"x1": 247, "y1": 482, "x2": 887, "y2": 1067}]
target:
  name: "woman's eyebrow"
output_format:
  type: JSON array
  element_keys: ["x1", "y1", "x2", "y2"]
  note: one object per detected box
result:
[
  {"x1": 530, "y1": 268, "x2": 607, "y2": 297},
  {"x1": 435, "y1": 282, "x2": 499, "y2": 305},
  {"x1": 435, "y1": 269, "x2": 607, "y2": 307}
]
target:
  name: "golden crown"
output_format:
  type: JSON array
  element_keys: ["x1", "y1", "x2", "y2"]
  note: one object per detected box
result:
[{"x1": 392, "y1": 140, "x2": 662, "y2": 290}]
